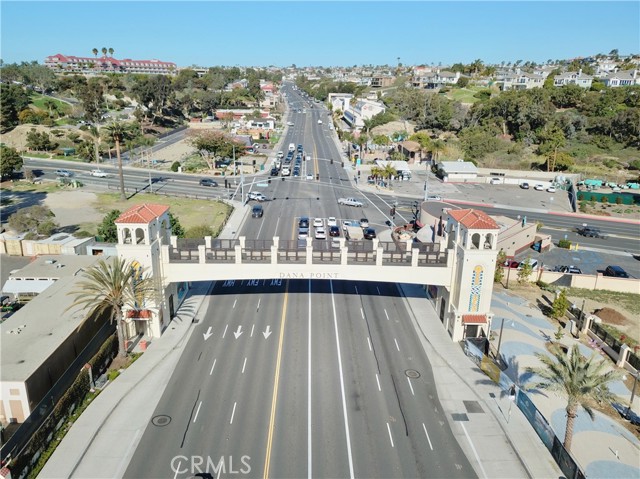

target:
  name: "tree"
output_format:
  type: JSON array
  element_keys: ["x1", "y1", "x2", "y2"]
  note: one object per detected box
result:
[
  {"x1": 168, "y1": 212, "x2": 185, "y2": 238},
  {"x1": 92, "y1": 48, "x2": 98, "y2": 58},
  {"x1": 427, "y1": 139, "x2": 446, "y2": 164},
  {"x1": 25, "y1": 129, "x2": 58, "y2": 151},
  {"x1": 538, "y1": 125, "x2": 566, "y2": 172},
  {"x1": 97, "y1": 209, "x2": 121, "y2": 242},
  {"x1": 101, "y1": 47, "x2": 107, "y2": 57},
  {"x1": 1, "y1": 83, "x2": 31, "y2": 131},
  {"x1": 494, "y1": 249, "x2": 506, "y2": 283},
  {"x1": 0, "y1": 145, "x2": 23, "y2": 178},
  {"x1": 108, "y1": 47, "x2": 114, "y2": 57},
  {"x1": 526, "y1": 344, "x2": 621, "y2": 452},
  {"x1": 104, "y1": 122, "x2": 134, "y2": 200},
  {"x1": 8, "y1": 205, "x2": 58, "y2": 238},
  {"x1": 67, "y1": 257, "x2": 157, "y2": 357},
  {"x1": 550, "y1": 289, "x2": 570, "y2": 319},
  {"x1": 78, "y1": 78, "x2": 105, "y2": 124},
  {"x1": 187, "y1": 130, "x2": 243, "y2": 170},
  {"x1": 517, "y1": 258, "x2": 533, "y2": 283}
]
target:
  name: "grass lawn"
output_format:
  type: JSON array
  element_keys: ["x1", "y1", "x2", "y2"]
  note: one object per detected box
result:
[
  {"x1": 29, "y1": 93, "x2": 72, "y2": 115},
  {"x1": 93, "y1": 192, "x2": 232, "y2": 231},
  {"x1": 444, "y1": 86, "x2": 485, "y2": 104},
  {"x1": 567, "y1": 288, "x2": 640, "y2": 316}
]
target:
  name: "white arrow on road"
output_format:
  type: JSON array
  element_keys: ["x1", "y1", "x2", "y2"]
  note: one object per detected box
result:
[
  {"x1": 203, "y1": 327, "x2": 213, "y2": 341},
  {"x1": 263, "y1": 325, "x2": 272, "y2": 339},
  {"x1": 233, "y1": 325, "x2": 243, "y2": 339}
]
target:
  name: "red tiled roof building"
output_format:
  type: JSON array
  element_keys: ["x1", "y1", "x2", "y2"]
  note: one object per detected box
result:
[{"x1": 44, "y1": 53, "x2": 177, "y2": 75}]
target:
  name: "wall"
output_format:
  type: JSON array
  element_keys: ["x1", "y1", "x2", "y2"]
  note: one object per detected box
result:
[
  {"x1": 0, "y1": 382, "x2": 29, "y2": 424},
  {"x1": 531, "y1": 270, "x2": 640, "y2": 294}
]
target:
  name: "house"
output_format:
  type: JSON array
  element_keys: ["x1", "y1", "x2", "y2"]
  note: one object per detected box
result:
[
  {"x1": 413, "y1": 69, "x2": 460, "y2": 89},
  {"x1": 370, "y1": 74, "x2": 395, "y2": 88},
  {"x1": 553, "y1": 70, "x2": 593, "y2": 88},
  {"x1": 498, "y1": 72, "x2": 544, "y2": 91},
  {"x1": 436, "y1": 161, "x2": 478, "y2": 181},
  {"x1": 396, "y1": 140, "x2": 422, "y2": 164},
  {"x1": 44, "y1": 53, "x2": 176, "y2": 75},
  {"x1": 327, "y1": 93, "x2": 353, "y2": 114},
  {"x1": 343, "y1": 99, "x2": 386, "y2": 130},
  {"x1": 601, "y1": 70, "x2": 640, "y2": 87}
]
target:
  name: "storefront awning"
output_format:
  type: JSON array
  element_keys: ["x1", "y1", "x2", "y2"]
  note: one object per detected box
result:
[{"x1": 462, "y1": 314, "x2": 487, "y2": 324}]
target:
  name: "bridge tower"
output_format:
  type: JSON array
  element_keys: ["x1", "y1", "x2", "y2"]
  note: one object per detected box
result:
[
  {"x1": 440, "y1": 209, "x2": 500, "y2": 342},
  {"x1": 115, "y1": 204, "x2": 187, "y2": 339}
]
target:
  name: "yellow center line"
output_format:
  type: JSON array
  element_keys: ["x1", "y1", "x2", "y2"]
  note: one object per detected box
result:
[{"x1": 263, "y1": 281, "x2": 289, "y2": 479}]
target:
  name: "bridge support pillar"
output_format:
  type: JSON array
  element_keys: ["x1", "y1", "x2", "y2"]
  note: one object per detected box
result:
[
  {"x1": 198, "y1": 245, "x2": 206, "y2": 264},
  {"x1": 271, "y1": 246, "x2": 278, "y2": 265},
  {"x1": 239, "y1": 236, "x2": 246, "y2": 249},
  {"x1": 273, "y1": 236, "x2": 280, "y2": 249},
  {"x1": 405, "y1": 239, "x2": 413, "y2": 261},
  {"x1": 340, "y1": 247, "x2": 348, "y2": 265},
  {"x1": 170, "y1": 235, "x2": 178, "y2": 248},
  {"x1": 376, "y1": 247, "x2": 383, "y2": 266},
  {"x1": 205, "y1": 236, "x2": 212, "y2": 249},
  {"x1": 411, "y1": 248, "x2": 419, "y2": 267},
  {"x1": 235, "y1": 245, "x2": 242, "y2": 264},
  {"x1": 372, "y1": 238, "x2": 379, "y2": 249}
]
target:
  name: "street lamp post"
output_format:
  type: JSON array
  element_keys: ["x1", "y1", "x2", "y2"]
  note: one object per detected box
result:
[{"x1": 495, "y1": 317, "x2": 505, "y2": 363}]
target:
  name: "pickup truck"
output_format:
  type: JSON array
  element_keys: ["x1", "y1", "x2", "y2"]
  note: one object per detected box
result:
[
  {"x1": 576, "y1": 226, "x2": 606, "y2": 239},
  {"x1": 338, "y1": 197, "x2": 363, "y2": 207}
]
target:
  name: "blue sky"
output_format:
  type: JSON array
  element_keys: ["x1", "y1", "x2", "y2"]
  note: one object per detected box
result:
[{"x1": 1, "y1": 1, "x2": 638, "y2": 67}]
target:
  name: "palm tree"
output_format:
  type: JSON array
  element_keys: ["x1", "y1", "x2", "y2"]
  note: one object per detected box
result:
[
  {"x1": 526, "y1": 344, "x2": 621, "y2": 452},
  {"x1": 67, "y1": 257, "x2": 156, "y2": 357},
  {"x1": 92, "y1": 48, "x2": 98, "y2": 58},
  {"x1": 101, "y1": 47, "x2": 107, "y2": 57},
  {"x1": 104, "y1": 122, "x2": 133, "y2": 200},
  {"x1": 108, "y1": 47, "x2": 114, "y2": 57},
  {"x1": 428, "y1": 139, "x2": 446, "y2": 164}
]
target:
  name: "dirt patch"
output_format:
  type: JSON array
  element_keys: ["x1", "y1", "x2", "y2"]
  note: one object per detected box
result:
[
  {"x1": 594, "y1": 307, "x2": 629, "y2": 327},
  {"x1": 44, "y1": 190, "x2": 103, "y2": 227}
]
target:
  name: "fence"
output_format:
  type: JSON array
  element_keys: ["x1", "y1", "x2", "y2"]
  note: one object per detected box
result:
[{"x1": 463, "y1": 338, "x2": 586, "y2": 479}]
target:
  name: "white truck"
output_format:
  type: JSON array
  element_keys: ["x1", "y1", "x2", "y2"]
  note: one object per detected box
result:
[
  {"x1": 344, "y1": 225, "x2": 364, "y2": 241},
  {"x1": 288, "y1": 143, "x2": 296, "y2": 152},
  {"x1": 338, "y1": 197, "x2": 363, "y2": 207},
  {"x1": 281, "y1": 166, "x2": 291, "y2": 176}
]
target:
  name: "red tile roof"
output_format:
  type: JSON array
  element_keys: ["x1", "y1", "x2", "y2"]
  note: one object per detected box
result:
[
  {"x1": 448, "y1": 209, "x2": 498, "y2": 230},
  {"x1": 462, "y1": 314, "x2": 487, "y2": 324},
  {"x1": 115, "y1": 204, "x2": 169, "y2": 224}
]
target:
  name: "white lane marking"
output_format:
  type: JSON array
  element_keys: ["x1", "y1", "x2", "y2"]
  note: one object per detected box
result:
[
  {"x1": 308, "y1": 279, "x2": 312, "y2": 479},
  {"x1": 330, "y1": 281, "x2": 355, "y2": 479},
  {"x1": 242, "y1": 357, "x2": 247, "y2": 374},
  {"x1": 354, "y1": 285, "x2": 359, "y2": 295},
  {"x1": 376, "y1": 286, "x2": 381, "y2": 295},
  {"x1": 222, "y1": 324, "x2": 228, "y2": 339},
  {"x1": 173, "y1": 459, "x2": 183, "y2": 479},
  {"x1": 384, "y1": 309, "x2": 389, "y2": 321},
  {"x1": 461, "y1": 423, "x2": 488, "y2": 478},
  {"x1": 376, "y1": 374, "x2": 381, "y2": 392},
  {"x1": 230, "y1": 401, "x2": 237, "y2": 424},
  {"x1": 367, "y1": 337, "x2": 372, "y2": 351},
  {"x1": 257, "y1": 298, "x2": 261, "y2": 311},
  {"x1": 422, "y1": 423, "x2": 434, "y2": 451},
  {"x1": 386, "y1": 422, "x2": 395, "y2": 448},
  {"x1": 251, "y1": 324, "x2": 255, "y2": 337},
  {"x1": 360, "y1": 307, "x2": 364, "y2": 319},
  {"x1": 394, "y1": 338, "x2": 400, "y2": 351},
  {"x1": 233, "y1": 299, "x2": 237, "y2": 308},
  {"x1": 193, "y1": 401, "x2": 202, "y2": 423},
  {"x1": 209, "y1": 358, "x2": 217, "y2": 375},
  {"x1": 407, "y1": 377, "x2": 415, "y2": 396}
]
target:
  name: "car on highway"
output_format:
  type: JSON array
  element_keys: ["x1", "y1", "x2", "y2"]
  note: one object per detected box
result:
[
  {"x1": 329, "y1": 225, "x2": 340, "y2": 237},
  {"x1": 576, "y1": 226, "x2": 605, "y2": 238},
  {"x1": 426, "y1": 195, "x2": 442, "y2": 201},
  {"x1": 90, "y1": 169, "x2": 108, "y2": 178},
  {"x1": 338, "y1": 197, "x2": 363, "y2": 207},
  {"x1": 313, "y1": 218, "x2": 324, "y2": 228},
  {"x1": 298, "y1": 227, "x2": 309, "y2": 240},
  {"x1": 520, "y1": 182, "x2": 530, "y2": 189},
  {"x1": 359, "y1": 218, "x2": 369, "y2": 228},
  {"x1": 299, "y1": 217, "x2": 309, "y2": 228},
  {"x1": 55, "y1": 169, "x2": 73, "y2": 177},
  {"x1": 317, "y1": 119, "x2": 323, "y2": 124},
  {"x1": 363, "y1": 227, "x2": 376, "y2": 239},
  {"x1": 604, "y1": 265, "x2": 629, "y2": 278},
  {"x1": 270, "y1": 167, "x2": 279, "y2": 176},
  {"x1": 251, "y1": 205, "x2": 263, "y2": 218},
  {"x1": 547, "y1": 186, "x2": 557, "y2": 193},
  {"x1": 534, "y1": 184, "x2": 545, "y2": 191},
  {"x1": 327, "y1": 217, "x2": 337, "y2": 227},
  {"x1": 287, "y1": 121, "x2": 294, "y2": 126},
  {"x1": 314, "y1": 227, "x2": 327, "y2": 239},
  {"x1": 199, "y1": 178, "x2": 218, "y2": 187},
  {"x1": 342, "y1": 219, "x2": 358, "y2": 231},
  {"x1": 247, "y1": 192, "x2": 267, "y2": 202},
  {"x1": 489, "y1": 177, "x2": 502, "y2": 185},
  {"x1": 277, "y1": 151, "x2": 284, "y2": 158}
]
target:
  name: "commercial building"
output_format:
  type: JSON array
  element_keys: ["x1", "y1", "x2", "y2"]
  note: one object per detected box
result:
[{"x1": 44, "y1": 53, "x2": 177, "y2": 75}]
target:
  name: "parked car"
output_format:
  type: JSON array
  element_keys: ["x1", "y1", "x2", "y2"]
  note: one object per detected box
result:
[
  {"x1": 90, "y1": 169, "x2": 108, "y2": 178},
  {"x1": 520, "y1": 182, "x2": 530, "y2": 189},
  {"x1": 55, "y1": 169, "x2": 73, "y2": 177},
  {"x1": 359, "y1": 218, "x2": 369, "y2": 228},
  {"x1": 517, "y1": 259, "x2": 539, "y2": 270},
  {"x1": 553, "y1": 265, "x2": 582, "y2": 274},
  {"x1": 363, "y1": 227, "x2": 376, "y2": 239},
  {"x1": 298, "y1": 227, "x2": 309, "y2": 240},
  {"x1": 270, "y1": 168, "x2": 279, "y2": 176},
  {"x1": 199, "y1": 178, "x2": 218, "y2": 187},
  {"x1": 247, "y1": 192, "x2": 267, "y2": 202},
  {"x1": 604, "y1": 265, "x2": 629, "y2": 278},
  {"x1": 314, "y1": 227, "x2": 327, "y2": 239},
  {"x1": 251, "y1": 205, "x2": 263, "y2": 218},
  {"x1": 327, "y1": 217, "x2": 337, "y2": 227},
  {"x1": 503, "y1": 260, "x2": 520, "y2": 269}
]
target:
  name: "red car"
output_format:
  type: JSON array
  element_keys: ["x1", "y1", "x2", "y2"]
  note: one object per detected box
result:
[{"x1": 503, "y1": 260, "x2": 520, "y2": 269}]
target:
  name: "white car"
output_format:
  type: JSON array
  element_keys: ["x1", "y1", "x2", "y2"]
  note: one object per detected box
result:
[
  {"x1": 313, "y1": 218, "x2": 324, "y2": 228},
  {"x1": 287, "y1": 121, "x2": 294, "y2": 126},
  {"x1": 426, "y1": 195, "x2": 442, "y2": 201},
  {"x1": 247, "y1": 192, "x2": 267, "y2": 202},
  {"x1": 534, "y1": 184, "x2": 545, "y2": 191},
  {"x1": 489, "y1": 177, "x2": 501, "y2": 185},
  {"x1": 327, "y1": 217, "x2": 337, "y2": 227},
  {"x1": 90, "y1": 169, "x2": 108, "y2": 178},
  {"x1": 314, "y1": 227, "x2": 327, "y2": 240},
  {"x1": 547, "y1": 186, "x2": 556, "y2": 193}
]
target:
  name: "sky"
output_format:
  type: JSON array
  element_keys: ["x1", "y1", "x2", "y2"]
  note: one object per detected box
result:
[{"x1": 1, "y1": 1, "x2": 639, "y2": 68}]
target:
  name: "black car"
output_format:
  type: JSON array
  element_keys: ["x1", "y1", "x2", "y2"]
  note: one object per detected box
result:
[
  {"x1": 577, "y1": 226, "x2": 604, "y2": 238},
  {"x1": 199, "y1": 178, "x2": 218, "y2": 187},
  {"x1": 363, "y1": 227, "x2": 377, "y2": 239},
  {"x1": 299, "y1": 216, "x2": 309, "y2": 228},
  {"x1": 251, "y1": 205, "x2": 263, "y2": 218},
  {"x1": 604, "y1": 265, "x2": 629, "y2": 278},
  {"x1": 270, "y1": 168, "x2": 279, "y2": 176},
  {"x1": 520, "y1": 182, "x2": 530, "y2": 189},
  {"x1": 329, "y1": 225, "x2": 340, "y2": 237}
]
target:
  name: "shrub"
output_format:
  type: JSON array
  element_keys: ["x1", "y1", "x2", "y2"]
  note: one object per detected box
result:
[
  {"x1": 615, "y1": 196, "x2": 623, "y2": 205},
  {"x1": 578, "y1": 201, "x2": 588, "y2": 213},
  {"x1": 577, "y1": 192, "x2": 584, "y2": 201},
  {"x1": 107, "y1": 370, "x2": 120, "y2": 381},
  {"x1": 170, "y1": 161, "x2": 181, "y2": 172},
  {"x1": 551, "y1": 289, "x2": 570, "y2": 319},
  {"x1": 601, "y1": 196, "x2": 609, "y2": 204},
  {"x1": 558, "y1": 239, "x2": 572, "y2": 249}
]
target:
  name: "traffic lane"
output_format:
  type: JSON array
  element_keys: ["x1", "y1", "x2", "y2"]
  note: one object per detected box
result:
[
  {"x1": 363, "y1": 281, "x2": 478, "y2": 478},
  {"x1": 330, "y1": 280, "x2": 413, "y2": 478}
]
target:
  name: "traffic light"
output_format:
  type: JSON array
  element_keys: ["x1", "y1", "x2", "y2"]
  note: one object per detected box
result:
[{"x1": 316, "y1": 173, "x2": 319, "y2": 181}]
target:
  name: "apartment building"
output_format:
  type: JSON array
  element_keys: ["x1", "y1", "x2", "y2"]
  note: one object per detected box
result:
[{"x1": 44, "y1": 53, "x2": 176, "y2": 75}]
